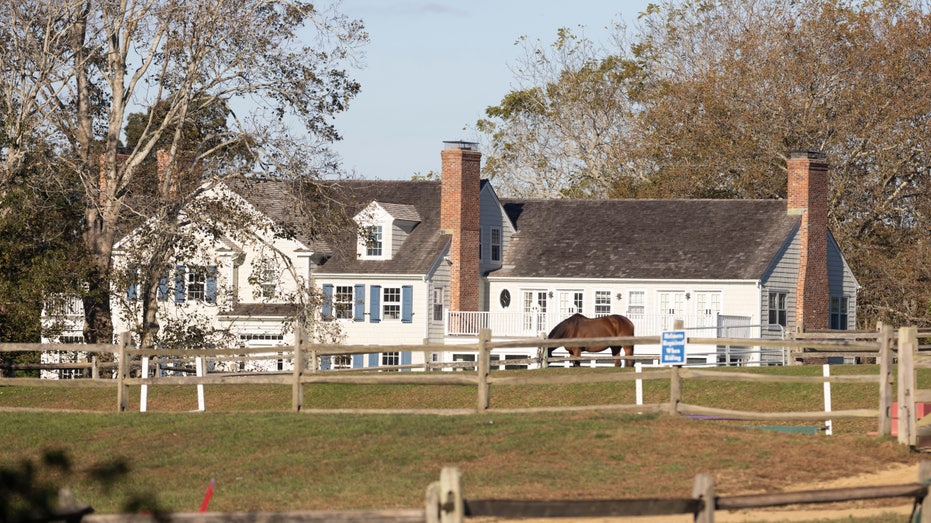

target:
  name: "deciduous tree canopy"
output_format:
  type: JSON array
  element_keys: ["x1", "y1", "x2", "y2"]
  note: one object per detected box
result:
[
  {"x1": 0, "y1": 0, "x2": 367, "y2": 343},
  {"x1": 478, "y1": 0, "x2": 931, "y2": 327}
]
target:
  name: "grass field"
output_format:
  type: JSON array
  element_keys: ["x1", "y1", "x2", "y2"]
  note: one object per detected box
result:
[{"x1": 0, "y1": 364, "x2": 924, "y2": 520}]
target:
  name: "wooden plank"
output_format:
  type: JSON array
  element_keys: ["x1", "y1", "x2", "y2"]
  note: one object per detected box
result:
[
  {"x1": 717, "y1": 483, "x2": 925, "y2": 510},
  {"x1": 85, "y1": 509, "x2": 426, "y2": 522},
  {"x1": 681, "y1": 369, "x2": 877, "y2": 384},
  {"x1": 678, "y1": 403, "x2": 877, "y2": 421},
  {"x1": 464, "y1": 498, "x2": 702, "y2": 518},
  {"x1": 487, "y1": 369, "x2": 670, "y2": 386},
  {"x1": 0, "y1": 377, "x2": 115, "y2": 388},
  {"x1": 489, "y1": 403, "x2": 667, "y2": 415},
  {"x1": 878, "y1": 324, "x2": 895, "y2": 436},
  {"x1": 0, "y1": 343, "x2": 114, "y2": 353}
]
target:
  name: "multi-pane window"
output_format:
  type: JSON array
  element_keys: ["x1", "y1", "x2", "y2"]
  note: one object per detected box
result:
[
  {"x1": 383, "y1": 287, "x2": 401, "y2": 320},
  {"x1": 432, "y1": 287, "x2": 444, "y2": 322},
  {"x1": 334, "y1": 286, "x2": 354, "y2": 319},
  {"x1": 627, "y1": 291, "x2": 645, "y2": 315},
  {"x1": 594, "y1": 290, "x2": 612, "y2": 316},
  {"x1": 365, "y1": 226, "x2": 383, "y2": 256},
  {"x1": 187, "y1": 270, "x2": 206, "y2": 301},
  {"x1": 768, "y1": 292, "x2": 788, "y2": 327},
  {"x1": 381, "y1": 352, "x2": 400, "y2": 367},
  {"x1": 259, "y1": 268, "x2": 277, "y2": 298},
  {"x1": 491, "y1": 227, "x2": 501, "y2": 261},
  {"x1": 558, "y1": 291, "x2": 584, "y2": 317},
  {"x1": 830, "y1": 296, "x2": 849, "y2": 330}
]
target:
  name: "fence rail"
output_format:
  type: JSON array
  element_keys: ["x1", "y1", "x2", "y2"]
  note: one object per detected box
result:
[
  {"x1": 0, "y1": 325, "x2": 901, "y2": 437},
  {"x1": 29, "y1": 463, "x2": 931, "y2": 522}
]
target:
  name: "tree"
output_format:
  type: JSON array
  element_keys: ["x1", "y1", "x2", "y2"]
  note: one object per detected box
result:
[
  {"x1": 479, "y1": 0, "x2": 931, "y2": 327},
  {"x1": 0, "y1": 0, "x2": 367, "y2": 344},
  {"x1": 477, "y1": 27, "x2": 646, "y2": 198}
]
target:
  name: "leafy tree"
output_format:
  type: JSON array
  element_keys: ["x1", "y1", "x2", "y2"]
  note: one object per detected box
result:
[
  {"x1": 479, "y1": 0, "x2": 931, "y2": 328},
  {"x1": 0, "y1": 0, "x2": 367, "y2": 346}
]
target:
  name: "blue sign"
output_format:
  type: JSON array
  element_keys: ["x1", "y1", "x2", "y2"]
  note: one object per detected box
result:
[{"x1": 661, "y1": 330, "x2": 687, "y2": 365}]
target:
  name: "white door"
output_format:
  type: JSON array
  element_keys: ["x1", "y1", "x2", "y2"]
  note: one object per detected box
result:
[
  {"x1": 522, "y1": 290, "x2": 548, "y2": 334},
  {"x1": 658, "y1": 291, "x2": 686, "y2": 330}
]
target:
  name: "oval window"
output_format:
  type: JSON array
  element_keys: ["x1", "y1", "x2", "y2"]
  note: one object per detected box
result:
[{"x1": 499, "y1": 289, "x2": 511, "y2": 308}]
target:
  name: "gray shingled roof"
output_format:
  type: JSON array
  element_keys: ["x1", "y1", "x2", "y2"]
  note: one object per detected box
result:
[
  {"x1": 232, "y1": 178, "x2": 450, "y2": 276},
  {"x1": 231, "y1": 178, "x2": 801, "y2": 281},
  {"x1": 497, "y1": 198, "x2": 800, "y2": 280}
]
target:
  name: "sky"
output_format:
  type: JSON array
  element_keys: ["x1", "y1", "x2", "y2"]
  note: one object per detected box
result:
[{"x1": 330, "y1": 1, "x2": 652, "y2": 181}]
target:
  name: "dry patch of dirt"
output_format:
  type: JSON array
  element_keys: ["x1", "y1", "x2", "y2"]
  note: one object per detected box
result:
[{"x1": 477, "y1": 461, "x2": 928, "y2": 523}]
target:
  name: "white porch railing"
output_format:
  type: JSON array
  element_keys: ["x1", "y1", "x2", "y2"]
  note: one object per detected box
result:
[{"x1": 445, "y1": 311, "x2": 756, "y2": 338}]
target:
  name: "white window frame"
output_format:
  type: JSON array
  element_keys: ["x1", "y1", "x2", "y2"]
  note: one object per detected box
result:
[
  {"x1": 334, "y1": 285, "x2": 354, "y2": 319},
  {"x1": 627, "y1": 290, "x2": 645, "y2": 316},
  {"x1": 187, "y1": 269, "x2": 206, "y2": 301},
  {"x1": 594, "y1": 290, "x2": 612, "y2": 316},
  {"x1": 383, "y1": 286, "x2": 401, "y2": 321},
  {"x1": 558, "y1": 290, "x2": 583, "y2": 317},
  {"x1": 365, "y1": 225, "x2": 383, "y2": 257}
]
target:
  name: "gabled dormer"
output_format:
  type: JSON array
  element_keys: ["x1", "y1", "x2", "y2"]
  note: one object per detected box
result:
[{"x1": 354, "y1": 201, "x2": 421, "y2": 261}]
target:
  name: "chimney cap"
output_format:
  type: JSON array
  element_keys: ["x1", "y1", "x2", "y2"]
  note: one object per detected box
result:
[
  {"x1": 443, "y1": 140, "x2": 479, "y2": 151},
  {"x1": 789, "y1": 150, "x2": 826, "y2": 160}
]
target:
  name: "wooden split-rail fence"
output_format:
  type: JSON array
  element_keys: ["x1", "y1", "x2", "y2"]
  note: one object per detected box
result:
[
  {"x1": 5, "y1": 324, "x2": 931, "y2": 443},
  {"x1": 46, "y1": 462, "x2": 931, "y2": 522}
]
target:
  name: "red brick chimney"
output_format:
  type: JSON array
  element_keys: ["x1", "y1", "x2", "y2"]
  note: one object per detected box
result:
[
  {"x1": 787, "y1": 150, "x2": 830, "y2": 331},
  {"x1": 441, "y1": 141, "x2": 481, "y2": 312}
]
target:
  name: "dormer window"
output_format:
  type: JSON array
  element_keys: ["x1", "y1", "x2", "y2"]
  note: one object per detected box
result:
[{"x1": 355, "y1": 201, "x2": 421, "y2": 260}]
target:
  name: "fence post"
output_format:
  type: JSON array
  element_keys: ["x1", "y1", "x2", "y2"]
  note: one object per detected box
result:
[
  {"x1": 877, "y1": 324, "x2": 894, "y2": 436},
  {"x1": 439, "y1": 467, "x2": 464, "y2": 523},
  {"x1": 425, "y1": 480, "x2": 441, "y2": 523},
  {"x1": 292, "y1": 322, "x2": 305, "y2": 413},
  {"x1": 116, "y1": 332, "x2": 129, "y2": 412},
  {"x1": 920, "y1": 461, "x2": 931, "y2": 523},
  {"x1": 692, "y1": 473, "x2": 715, "y2": 523},
  {"x1": 822, "y1": 364, "x2": 832, "y2": 436},
  {"x1": 898, "y1": 326, "x2": 918, "y2": 446},
  {"x1": 477, "y1": 328, "x2": 491, "y2": 412},
  {"x1": 669, "y1": 366, "x2": 681, "y2": 415}
]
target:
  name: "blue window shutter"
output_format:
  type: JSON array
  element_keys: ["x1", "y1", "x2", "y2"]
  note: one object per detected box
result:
[
  {"x1": 369, "y1": 285, "x2": 381, "y2": 323},
  {"x1": 205, "y1": 266, "x2": 218, "y2": 304},
  {"x1": 352, "y1": 354, "x2": 363, "y2": 369},
  {"x1": 127, "y1": 269, "x2": 138, "y2": 300},
  {"x1": 157, "y1": 275, "x2": 168, "y2": 301},
  {"x1": 401, "y1": 285, "x2": 413, "y2": 323},
  {"x1": 174, "y1": 265, "x2": 186, "y2": 303},
  {"x1": 321, "y1": 284, "x2": 334, "y2": 318},
  {"x1": 353, "y1": 284, "x2": 365, "y2": 322},
  {"x1": 368, "y1": 353, "x2": 378, "y2": 367},
  {"x1": 319, "y1": 356, "x2": 331, "y2": 371},
  {"x1": 401, "y1": 351, "x2": 412, "y2": 371}
]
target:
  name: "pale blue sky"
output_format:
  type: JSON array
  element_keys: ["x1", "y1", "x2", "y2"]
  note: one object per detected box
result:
[{"x1": 331, "y1": 1, "x2": 652, "y2": 180}]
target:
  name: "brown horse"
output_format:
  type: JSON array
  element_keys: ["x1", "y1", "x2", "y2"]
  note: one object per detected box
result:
[{"x1": 546, "y1": 314, "x2": 635, "y2": 367}]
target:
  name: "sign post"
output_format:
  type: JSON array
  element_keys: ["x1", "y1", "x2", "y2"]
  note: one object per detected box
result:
[{"x1": 661, "y1": 330, "x2": 687, "y2": 365}]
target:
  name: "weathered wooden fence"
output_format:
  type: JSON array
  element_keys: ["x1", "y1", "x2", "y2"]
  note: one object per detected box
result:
[
  {"x1": 54, "y1": 462, "x2": 931, "y2": 522},
  {"x1": 0, "y1": 325, "x2": 908, "y2": 438},
  {"x1": 429, "y1": 463, "x2": 931, "y2": 523},
  {"x1": 893, "y1": 326, "x2": 931, "y2": 446}
]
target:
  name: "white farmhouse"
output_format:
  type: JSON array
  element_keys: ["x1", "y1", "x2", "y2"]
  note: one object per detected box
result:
[{"x1": 43, "y1": 143, "x2": 857, "y2": 374}]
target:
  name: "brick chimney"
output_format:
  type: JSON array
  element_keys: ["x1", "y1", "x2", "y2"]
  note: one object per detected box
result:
[
  {"x1": 441, "y1": 141, "x2": 481, "y2": 312},
  {"x1": 787, "y1": 150, "x2": 830, "y2": 330}
]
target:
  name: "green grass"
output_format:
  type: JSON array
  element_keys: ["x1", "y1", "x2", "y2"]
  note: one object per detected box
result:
[{"x1": 0, "y1": 364, "x2": 923, "y2": 518}]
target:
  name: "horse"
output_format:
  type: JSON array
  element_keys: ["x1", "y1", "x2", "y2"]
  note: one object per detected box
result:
[{"x1": 545, "y1": 313, "x2": 635, "y2": 368}]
